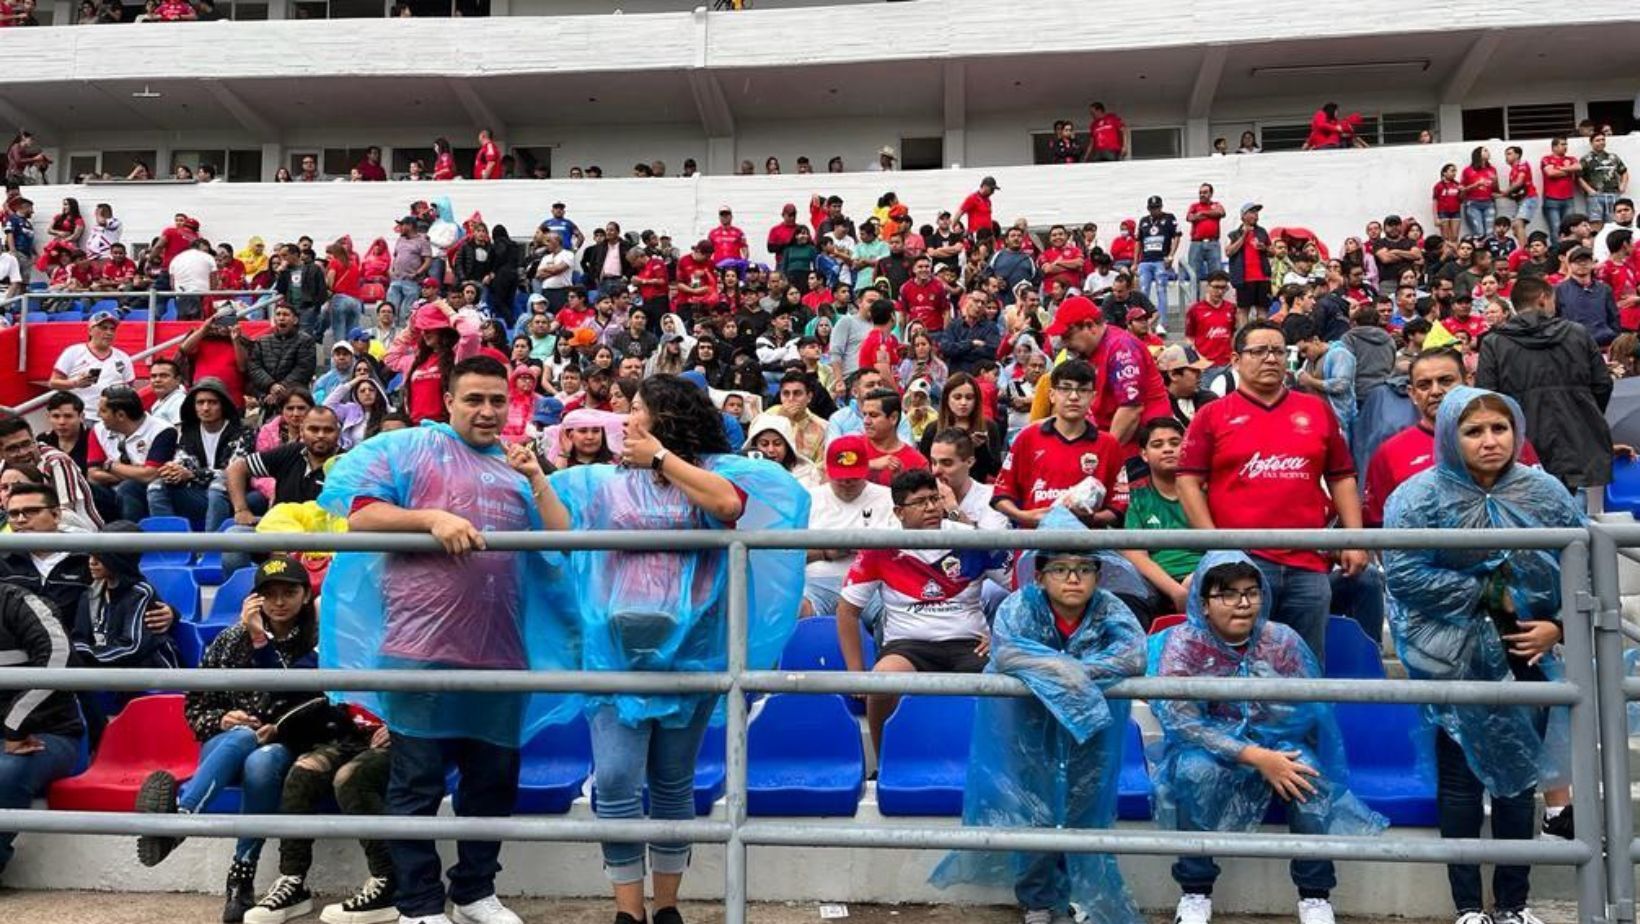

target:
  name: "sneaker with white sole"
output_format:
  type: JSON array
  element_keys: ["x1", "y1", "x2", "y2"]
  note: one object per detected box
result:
[
  {"x1": 243, "y1": 875, "x2": 313, "y2": 924},
  {"x1": 321, "y1": 876, "x2": 398, "y2": 924},
  {"x1": 397, "y1": 917, "x2": 452, "y2": 924},
  {"x1": 1022, "y1": 911, "x2": 1052, "y2": 924},
  {"x1": 1454, "y1": 913, "x2": 1494, "y2": 924},
  {"x1": 1174, "y1": 893, "x2": 1212, "y2": 924},
  {"x1": 1492, "y1": 910, "x2": 1546, "y2": 924},
  {"x1": 449, "y1": 896, "x2": 522, "y2": 924},
  {"x1": 1297, "y1": 897, "x2": 1337, "y2": 924}
]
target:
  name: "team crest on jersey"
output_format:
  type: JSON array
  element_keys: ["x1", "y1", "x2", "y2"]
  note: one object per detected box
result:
[
  {"x1": 1080, "y1": 452, "x2": 1100, "y2": 474},
  {"x1": 1291, "y1": 412, "x2": 1312, "y2": 432},
  {"x1": 921, "y1": 580, "x2": 943, "y2": 600},
  {"x1": 939, "y1": 555, "x2": 962, "y2": 579}
]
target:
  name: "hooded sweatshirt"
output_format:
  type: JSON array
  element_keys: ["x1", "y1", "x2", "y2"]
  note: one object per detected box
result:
[
  {"x1": 70, "y1": 522, "x2": 179, "y2": 668},
  {"x1": 170, "y1": 377, "x2": 251, "y2": 491},
  {"x1": 1340, "y1": 324, "x2": 1396, "y2": 395}
]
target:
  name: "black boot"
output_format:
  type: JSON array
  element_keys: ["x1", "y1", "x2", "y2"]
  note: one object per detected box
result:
[
  {"x1": 134, "y1": 770, "x2": 184, "y2": 867},
  {"x1": 222, "y1": 857, "x2": 258, "y2": 923}
]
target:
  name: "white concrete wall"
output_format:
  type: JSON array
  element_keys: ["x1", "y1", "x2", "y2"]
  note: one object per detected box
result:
[{"x1": 15, "y1": 134, "x2": 1640, "y2": 264}]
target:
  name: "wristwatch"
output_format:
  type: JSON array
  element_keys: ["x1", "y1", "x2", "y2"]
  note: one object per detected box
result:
[{"x1": 651, "y1": 448, "x2": 672, "y2": 471}]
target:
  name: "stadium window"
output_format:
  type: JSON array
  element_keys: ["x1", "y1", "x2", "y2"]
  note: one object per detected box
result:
[
  {"x1": 1504, "y1": 102, "x2": 1576, "y2": 140},
  {"x1": 67, "y1": 154, "x2": 99, "y2": 183},
  {"x1": 1587, "y1": 99, "x2": 1636, "y2": 136},
  {"x1": 897, "y1": 137, "x2": 943, "y2": 171},
  {"x1": 1029, "y1": 129, "x2": 1085, "y2": 165},
  {"x1": 323, "y1": 147, "x2": 376, "y2": 176},
  {"x1": 1462, "y1": 107, "x2": 1505, "y2": 142},
  {"x1": 220, "y1": 0, "x2": 269, "y2": 17},
  {"x1": 1256, "y1": 111, "x2": 1435, "y2": 151},
  {"x1": 227, "y1": 150, "x2": 264, "y2": 183},
  {"x1": 391, "y1": 147, "x2": 477, "y2": 175},
  {"x1": 511, "y1": 147, "x2": 553, "y2": 178},
  {"x1": 1128, "y1": 127, "x2": 1182, "y2": 160},
  {"x1": 101, "y1": 150, "x2": 159, "y2": 179}
]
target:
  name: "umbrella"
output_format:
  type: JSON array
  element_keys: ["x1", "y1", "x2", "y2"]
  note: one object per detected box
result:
[{"x1": 1603, "y1": 377, "x2": 1640, "y2": 447}]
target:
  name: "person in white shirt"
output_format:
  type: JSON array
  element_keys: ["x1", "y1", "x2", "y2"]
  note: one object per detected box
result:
[
  {"x1": 534, "y1": 232, "x2": 577, "y2": 308},
  {"x1": 168, "y1": 238, "x2": 217, "y2": 322},
  {"x1": 0, "y1": 249, "x2": 23, "y2": 302},
  {"x1": 48, "y1": 313, "x2": 134, "y2": 423},
  {"x1": 802, "y1": 436, "x2": 896, "y2": 618},
  {"x1": 83, "y1": 204, "x2": 122, "y2": 260},
  {"x1": 928, "y1": 428, "x2": 1010, "y2": 530},
  {"x1": 1594, "y1": 197, "x2": 1635, "y2": 261},
  {"x1": 87, "y1": 386, "x2": 173, "y2": 521},
  {"x1": 146, "y1": 357, "x2": 186, "y2": 426}
]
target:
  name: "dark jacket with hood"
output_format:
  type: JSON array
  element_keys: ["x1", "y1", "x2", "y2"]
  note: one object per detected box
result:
[
  {"x1": 1341, "y1": 325, "x2": 1397, "y2": 396},
  {"x1": 175, "y1": 378, "x2": 253, "y2": 489},
  {"x1": 1475, "y1": 309, "x2": 1614, "y2": 488},
  {"x1": 0, "y1": 583, "x2": 84, "y2": 743},
  {"x1": 69, "y1": 522, "x2": 178, "y2": 668}
]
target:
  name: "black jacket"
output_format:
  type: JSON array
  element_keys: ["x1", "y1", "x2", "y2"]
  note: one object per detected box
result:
[
  {"x1": 0, "y1": 549, "x2": 92, "y2": 630},
  {"x1": 274, "y1": 263, "x2": 328, "y2": 312},
  {"x1": 582, "y1": 237, "x2": 635, "y2": 283},
  {"x1": 1475, "y1": 310, "x2": 1614, "y2": 488},
  {"x1": 174, "y1": 378, "x2": 251, "y2": 489},
  {"x1": 247, "y1": 328, "x2": 318, "y2": 401},
  {"x1": 0, "y1": 583, "x2": 85, "y2": 742},
  {"x1": 452, "y1": 236, "x2": 496, "y2": 287}
]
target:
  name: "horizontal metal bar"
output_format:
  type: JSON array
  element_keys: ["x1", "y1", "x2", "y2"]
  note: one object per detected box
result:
[
  {"x1": 0, "y1": 527, "x2": 1587, "y2": 555},
  {"x1": 0, "y1": 810, "x2": 730, "y2": 844},
  {"x1": 6, "y1": 667, "x2": 1579, "y2": 707},
  {"x1": 742, "y1": 822, "x2": 1594, "y2": 866},
  {"x1": 0, "y1": 289, "x2": 272, "y2": 306}
]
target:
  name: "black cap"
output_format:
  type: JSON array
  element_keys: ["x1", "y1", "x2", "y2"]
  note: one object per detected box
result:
[
  {"x1": 980, "y1": 176, "x2": 999, "y2": 189},
  {"x1": 1146, "y1": 195, "x2": 1163, "y2": 209},
  {"x1": 254, "y1": 554, "x2": 310, "y2": 591}
]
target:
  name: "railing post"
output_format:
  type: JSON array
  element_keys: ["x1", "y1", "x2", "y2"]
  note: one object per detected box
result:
[
  {"x1": 1592, "y1": 524, "x2": 1637, "y2": 923},
  {"x1": 1561, "y1": 538, "x2": 1612, "y2": 924},
  {"x1": 16, "y1": 292, "x2": 28, "y2": 373},
  {"x1": 146, "y1": 289, "x2": 158, "y2": 353},
  {"x1": 723, "y1": 541, "x2": 749, "y2": 924}
]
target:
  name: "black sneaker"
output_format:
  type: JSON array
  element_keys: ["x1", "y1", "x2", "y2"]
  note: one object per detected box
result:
[
  {"x1": 1542, "y1": 806, "x2": 1574, "y2": 840},
  {"x1": 222, "y1": 858, "x2": 259, "y2": 924},
  {"x1": 320, "y1": 875, "x2": 398, "y2": 924},
  {"x1": 653, "y1": 909, "x2": 683, "y2": 924},
  {"x1": 243, "y1": 875, "x2": 313, "y2": 924},
  {"x1": 613, "y1": 914, "x2": 647, "y2": 924},
  {"x1": 135, "y1": 770, "x2": 183, "y2": 867}
]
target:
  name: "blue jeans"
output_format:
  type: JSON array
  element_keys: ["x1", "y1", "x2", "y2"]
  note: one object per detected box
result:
[
  {"x1": 1463, "y1": 200, "x2": 1496, "y2": 239},
  {"x1": 1589, "y1": 193, "x2": 1620, "y2": 224},
  {"x1": 1185, "y1": 240, "x2": 1222, "y2": 299},
  {"x1": 386, "y1": 279, "x2": 420, "y2": 321},
  {"x1": 1330, "y1": 566, "x2": 1385, "y2": 647},
  {"x1": 0, "y1": 732, "x2": 80, "y2": 874},
  {"x1": 114, "y1": 479, "x2": 149, "y2": 522},
  {"x1": 179, "y1": 725, "x2": 293, "y2": 862},
  {"x1": 1252, "y1": 559, "x2": 1332, "y2": 663},
  {"x1": 327, "y1": 294, "x2": 363, "y2": 346},
  {"x1": 1136, "y1": 259, "x2": 1171, "y2": 318},
  {"x1": 386, "y1": 731, "x2": 520, "y2": 917},
  {"x1": 147, "y1": 482, "x2": 233, "y2": 532},
  {"x1": 1544, "y1": 198, "x2": 1573, "y2": 237},
  {"x1": 1170, "y1": 749, "x2": 1335, "y2": 897},
  {"x1": 590, "y1": 699, "x2": 715, "y2": 884}
]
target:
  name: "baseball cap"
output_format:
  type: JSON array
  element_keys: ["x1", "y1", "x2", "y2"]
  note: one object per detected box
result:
[
  {"x1": 420, "y1": 277, "x2": 440, "y2": 288},
  {"x1": 980, "y1": 176, "x2": 999, "y2": 190},
  {"x1": 332, "y1": 341, "x2": 355, "y2": 355},
  {"x1": 254, "y1": 555, "x2": 310, "y2": 592},
  {"x1": 826, "y1": 435, "x2": 871, "y2": 481},
  {"x1": 1125, "y1": 306, "x2": 1151, "y2": 324},
  {"x1": 528, "y1": 292, "x2": 547, "y2": 305},
  {"x1": 1240, "y1": 202, "x2": 1263, "y2": 215},
  {"x1": 718, "y1": 205, "x2": 733, "y2": 214},
  {"x1": 662, "y1": 332, "x2": 685, "y2": 344},
  {"x1": 1156, "y1": 343, "x2": 1213, "y2": 372},
  {"x1": 1146, "y1": 195, "x2": 1163, "y2": 209},
  {"x1": 346, "y1": 327, "x2": 368, "y2": 342},
  {"x1": 878, "y1": 145, "x2": 897, "y2": 159},
  {"x1": 88, "y1": 310, "x2": 119, "y2": 328},
  {"x1": 1042, "y1": 295, "x2": 1103, "y2": 338},
  {"x1": 1568, "y1": 246, "x2": 1595, "y2": 262}
]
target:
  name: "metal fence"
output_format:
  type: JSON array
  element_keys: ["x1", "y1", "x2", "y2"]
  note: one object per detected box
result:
[
  {"x1": 2, "y1": 288, "x2": 274, "y2": 376},
  {"x1": 0, "y1": 526, "x2": 1628, "y2": 924}
]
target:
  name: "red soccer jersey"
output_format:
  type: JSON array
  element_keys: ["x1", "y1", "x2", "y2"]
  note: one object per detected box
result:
[
  {"x1": 555, "y1": 305, "x2": 593, "y2": 331},
  {"x1": 709, "y1": 225, "x2": 747, "y2": 263},
  {"x1": 957, "y1": 192, "x2": 993, "y2": 237},
  {"x1": 898, "y1": 278, "x2": 950, "y2": 331},
  {"x1": 1433, "y1": 180, "x2": 1462, "y2": 215},
  {"x1": 1542, "y1": 154, "x2": 1578, "y2": 199},
  {"x1": 1443, "y1": 313, "x2": 1488, "y2": 343},
  {"x1": 863, "y1": 441, "x2": 928, "y2": 487},
  {"x1": 1508, "y1": 161, "x2": 1538, "y2": 199},
  {"x1": 432, "y1": 152, "x2": 457, "y2": 181},
  {"x1": 190, "y1": 338, "x2": 246, "y2": 408},
  {"x1": 993, "y1": 420, "x2": 1128, "y2": 518},
  {"x1": 1177, "y1": 388, "x2": 1354, "y2": 571},
  {"x1": 473, "y1": 141, "x2": 502, "y2": 180},
  {"x1": 1185, "y1": 300, "x2": 1235, "y2": 366},
  {"x1": 1461, "y1": 165, "x2": 1498, "y2": 202},
  {"x1": 858, "y1": 329, "x2": 901, "y2": 374},
  {"x1": 1038, "y1": 244, "x2": 1084, "y2": 292},
  {"x1": 1602, "y1": 260, "x2": 1640, "y2": 330},
  {"x1": 1090, "y1": 114, "x2": 1126, "y2": 153},
  {"x1": 636, "y1": 256, "x2": 670, "y2": 302},
  {"x1": 1089, "y1": 327, "x2": 1172, "y2": 449},
  {"x1": 1186, "y1": 201, "x2": 1223, "y2": 241},
  {"x1": 159, "y1": 226, "x2": 197, "y2": 265},
  {"x1": 101, "y1": 258, "x2": 137, "y2": 285},
  {"x1": 1363, "y1": 422, "x2": 1540, "y2": 526}
]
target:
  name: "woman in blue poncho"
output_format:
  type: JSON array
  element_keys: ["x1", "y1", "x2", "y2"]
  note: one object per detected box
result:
[
  {"x1": 930, "y1": 508, "x2": 1146, "y2": 924},
  {"x1": 547, "y1": 373, "x2": 808, "y2": 924},
  {"x1": 1383, "y1": 386, "x2": 1579, "y2": 924},
  {"x1": 1152, "y1": 551, "x2": 1386, "y2": 924}
]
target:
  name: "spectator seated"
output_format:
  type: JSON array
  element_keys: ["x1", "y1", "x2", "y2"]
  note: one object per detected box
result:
[
  {"x1": 48, "y1": 695, "x2": 199, "y2": 812},
  {"x1": 746, "y1": 693, "x2": 865, "y2": 817},
  {"x1": 877, "y1": 695, "x2": 974, "y2": 816}
]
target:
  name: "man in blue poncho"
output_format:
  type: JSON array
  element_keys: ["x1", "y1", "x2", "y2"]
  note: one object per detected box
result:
[
  {"x1": 321, "y1": 354, "x2": 571, "y2": 924},
  {"x1": 1152, "y1": 551, "x2": 1386, "y2": 924},
  {"x1": 930, "y1": 508, "x2": 1146, "y2": 924}
]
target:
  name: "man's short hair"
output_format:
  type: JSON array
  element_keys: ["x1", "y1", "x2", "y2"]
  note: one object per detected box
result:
[
  {"x1": 1512, "y1": 276, "x2": 1554, "y2": 312},
  {"x1": 778, "y1": 370, "x2": 811, "y2": 393},
  {"x1": 861, "y1": 387, "x2": 901, "y2": 421},
  {"x1": 101, "y1": 386, "x2": 144, "y2": 421},
  {"x1": 0, "y1": 413, "x2": 32, "y2": 441},
  {"x1": 868, "y1": 298, "x2": 895, "y2": 327},
  {"x1": 447, "y1": 355, "x2": 510, "y2": 390},
  {"x1": 1351, "y1": 306, "x2": 1381, "y2": 328},
  {"x1": 930, "y1": 426, "x2": 976, "y2": 460},
  {"x1": 1285, "y1": 315, "x2": 1320, "y2": 343},
  {"x1": 1409, "y1": 348, "x2": 1465, "y2": 380},
  {"x1": 1138, "y1": 417, "x2": 1185, "y2": 445},
  {"x1": 303, "y1": 405, "x2": 340, "y2": 426},
  {"x1": 1198, "y1": 559, "x2": 1262, "y2": 601},
  {"x1": 1204, "y1": 270, "x2": 1231, "y2": 284},
  {"x1": 44, "y1": 391, "x2": 84, "y2": 413},
  {"x1": 1049, "y1": 358, "x2": 1095, "y2": 387},
  {"x1": 1609, "y1": 230, "x2": 1633, "y2": 253},
  {"x1": 1617, "y1": 197, "x2": 1635, "y2": 211},
  {"x1": 889, "y1": 468, "x2": 938, "y2": 507},
  {"x1": 1278, "y1": 283, "x2": 1307, "y2": 305},
  {"x1": 149, "y1": 357, "x2": 182, "y2": 379},
  {"x1": 1232, "y1": 320, "x2": 1285, "y2": 353}
]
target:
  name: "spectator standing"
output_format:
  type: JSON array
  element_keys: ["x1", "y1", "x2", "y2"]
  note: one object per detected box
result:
[
  {"x1": 1155, "y1": 345, "x2": 1217, "y2": 425},
  {"x1": 169, "y1": 238, "x2": 217, "y2": 322},
  {"x1": 766, "y1": 203, "x2": 801, "y2": 263},
  {"x1": 1037, "y1": 224, "x2": 1085, "y2": 296},
  {"x1": 916, "y1": 374, "x2": 1006, "y2": 484},
  {"x1": 1224, "y1": 203, "x2": 1272, "y2": 320},
  {"x1": 1580, "y1": 133, "x2": 1629, "y2": 232},
  {"x1": 1083, "y1": 102, "x2": 1128, "y2": 162},
  {"x1": 355, "y1": 146, "x2": 387, "y2": 182},
  {"x1": 1370, "y1": 216, "x2": 1422, "y2": 293},
  {"x1": 1476, "y1": 275, "x2": 1613, "y2": 506},
  {"x1": 47, "y1": 312, "x2": 133, "y2": 423},
  {"x1": 1175, "y1": 321, "x2": 1368, "y2": 661},
  {"x1": 246, "y1": 303, "x2": 318, "y2": 413},
  {"x1": 273, "y1": 243, "x2": 329, "y2": 340},
  {"x1": 1461, "y1": 147, "x2": 1501, "y2": 240},
  {"x1": 1292, "y1": 316, "x2": 1357, "y2": 446},
  {"x1": 1555, "y1": 247, "x2": 1619, "y2": 346},
  {"x1": 957, "y1": 176, "x2": 999, "y2": 242},
  {"x1": 1540, "y1": 137, "x2": 1582, "y2": 240},
  {"x1": 1184, "y1": 185, "x2": 1226, "y2": 300},
  {"x1": 1135, "y1": 196, "x2": 1181, "y2": 319},
  {"x1": 709, "y1": 207, "x2": 749, "y2": 272},
  {"x1": 1501, "y1": 146, "x2": 1540, "y2": 246},
  {"x1": 472, "y1": 129, "x2": 503, "y2": 180},
  {"x1": 539, "y1": 202, "x2": 584, "y2": 253},
  {"x1": 384, "y1": 301, "x2": 481, "y2": 425},
  {"x1": 1184, "y1": 270, "x2": 1235, "y2": 383},
  {"x1": 827, "y1": 289, "x2": 877, "y2": 387},
  {"x1": 940, "y1": 291, "x2": 1000, "y2": 377},
  {"x1": 899, "y1": 254, "x2": 952, "y2": 333},
  {"x1": 989, "y1": 227, "x2": 1038, "y2": 305},
  {"x1": 996, "y1": 360, "x2": 1127, "y2": 529},
  {"x1": 1432, "y1": 164, "x2": 1464, "y2": 244},
  {"x1": 387, "y1": 217, "x2": 433, "y2": 318},
  {"x1": 178, "y1": 311, "x2": 249, "y2": 410},
  {"x1": 2, "y1": 197, "x2": 35, "y2": 272},
  {"x1": 324, "y1": 240, "x2": 364, "y2": 347},
  {"x1": 1303, "y1": 102, "x2": 1351, "y2": 150},
  {"x1": 1036, "y1": 295, "x2": 1171, "y2": 456}
]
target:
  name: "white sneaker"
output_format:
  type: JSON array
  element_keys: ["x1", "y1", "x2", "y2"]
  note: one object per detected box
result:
[
  {"x1": 450, "y1": 896, "x2": 523, "y2": 924},
  {"x1": 1022, "y1": 911, "x2": 1053, "y2": 924},
  {"x1": 1454, "y1": 913, "x2": 1494, "y2": 924},
  {"x1": 1175, "y1": 893, "x2": 1212, "y2": 924},
  {"x1": 398, "y1": 917, "x2": 452, "y2": 924},
  {"x1": 1297, "y1": 897, "x2": 1336, "y2": 924}
]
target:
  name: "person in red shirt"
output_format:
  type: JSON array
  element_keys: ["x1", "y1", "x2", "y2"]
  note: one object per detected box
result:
[
  {"x1": 1501, "y1": 145, "x2": 1541, "y2": 246},
  {"x1": 857, "y1": 298, "x2": 902, "y2": 385},
  {"x1": 1600, "y1": 229, "x2": 1640, "y2": 330},
  {"x1": 1432, "y1": 163, "x2": 1463, "y2": 244},
  {"x1": 674, "y1": 241, "x2": 720, "y2": 314},
  {"x1": 635, "y1": 251, "x2": 671, "y2": 317},
  {"x1": 157, "y1": 213, "x2": 199, "y2": 265},
  {"x1": 93, "y1": 242, "x2": 138, "y2": 292},
  {"x1": 708, "y1": 206, "x2": 749, "y2": 269},
  {"x1": 431, "y1": 137, "x2": 457, "y2": 181},
  {"x1": 177, "y1": 314, "x2": 249, "y2": 409},
  {"x1": 956, "y1": 177, "x2": 998, "y2": 243},
  {"x1": 858, "y1": 388, "x2": 927, "y2": 486},
  {"x1": 1107, "y1": 219, "x2": 1137, "y2": 268},
  {"x1": 355, "y1": 146, "x2": 387, "y2": 182},
  {"x1": 1303, "y1": 102, "x2": 1348, "y2": 150},
  {"x1": 1049, "y1": 296, "x2": 1171, "y2": 460},
  {"x1": 1459, "y1": 147, "x2": 1500, "y2": 240},
  {"x1": 1082, "y1": 101, "x2": 1127, "y2": 162},
  {"x1": 1176, "y1": 319, "x2": 1368, "y2": 661},
  {"x1": 1443, "y1": 293, "x2": 1489, "y2": 343},
  {"x1": 1540, "y1": 135, "x2": 1582, "y2": 239},
  {"x1": 897, "y1": 255, "x2": 950, "y2": 332},
  {"x1": 1184, "y1": 269, "x2": 1235, "y2": 372},
  {"x1": 766, "y1": 203, "x2": 801, "y2": 262},
  {"x1": 1037, "y1": 224, "x2": 1084, "y2": 294},
  {"x1": 993, "y1": 359, "x2": 1127, "y2": 528},
  {"x1": 1184, "y1": 184, "x2": 1225, "y2": 300},
  {"x1": 472, "y1": 128, "x2": 503, "y2": 180},
  {"x1": 554, "y1": 287, "x2": 594, "y2": 332}
]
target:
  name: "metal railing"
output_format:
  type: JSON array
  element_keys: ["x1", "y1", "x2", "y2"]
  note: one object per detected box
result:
[
  {"x1": 0, "y1": 526, "x2": 1619, "y2": 924},
  {"x1": 2, "y1": 287, "x2": 274, "y2": 374},
  {"x1": 1591, "y1": 522, "x2": 1640, "y2": 924}
]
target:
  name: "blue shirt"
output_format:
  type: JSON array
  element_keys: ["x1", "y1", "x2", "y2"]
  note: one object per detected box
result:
[
  {"x1": 539, "y1": 217, "x2": 579, "y2": 250},
  {"x1": 1555, "y1": 277, "x2": 1619, "y2": 346},
  {"x1": 4, "y1": 214, "x2": 34, "y2": 257}
]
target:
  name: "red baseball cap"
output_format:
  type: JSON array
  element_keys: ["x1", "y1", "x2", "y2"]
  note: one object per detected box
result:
[
  {"x1": 825, "y1": 435, "x2": 871, "y2": 481},
  {"x1": 1043, "y1": 295, "x2": 1103, "y2": 338}
]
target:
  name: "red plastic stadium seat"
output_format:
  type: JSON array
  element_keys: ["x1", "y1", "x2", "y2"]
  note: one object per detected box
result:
[
  {"x1": 48, "y1": 695, "x2": 200, "y2": 812},
  {"x1": 1148, "y1": 614, "x2": 1186, "y2": 635}
]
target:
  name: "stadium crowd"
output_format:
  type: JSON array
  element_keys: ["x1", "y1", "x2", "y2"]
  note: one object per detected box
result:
[{"x1": 0, "y1": 127, "x2": 1630, "y2": 924}]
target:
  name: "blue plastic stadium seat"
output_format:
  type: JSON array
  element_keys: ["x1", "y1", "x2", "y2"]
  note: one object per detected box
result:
[
  {"x1": 192, "y1": 520, "x2": 238, "y2": 586},
  {"x1": 209, "y1": 567, "x2": 258, "y2": 624},
  {"x1": 1323, "y1": 616, "x2": 1384, "y2": 680},
  {"x1": 1337, "y1": 702, "x2": 1437, "y2": 825},
  {"x1": 514, "y1": 715, "x2": 593, "y2": 814},
  {"x1": 161, "y1": 304, "x2": 179, "y2": 321},
  {"x1": 123, "y1": 309, "x2": 150, "y2": 322},
  {"x1": 877, "y1": 695, "x2": 974, "y2": 816},
  {"x1": 144, "y1": 566, "x2": 200, "y2": 625},
  {"x1": 778, "y1": 616, "x2": 876, "y2": 715},
  {"x1": 54, "y1": 311, "x2": 84, "y2": 323},
  {"x1": 1608, "y1": 456, "x2": 1640, "y2": 516},
  {"x1": 90, "y1": 298, "x2": 120, "y2": 314},
  {"x1": 25, "y1": 311, "x2": 50, "y2": 324},
  {"x1": 174, "y1": 566, "x2": 256, "y2": 667},
  {"x1": 747, "y1": 694, "x2": 865, "y2": 817},
  {"x1": 138, "y1": 516, "x2": 195, "y2": 569},
  {"x1": 1116, "y1": 719, "x2": 1151, "y2": 821},
  {"x1": 27, "y1": 280, "x2": 47, "y2": 291}
]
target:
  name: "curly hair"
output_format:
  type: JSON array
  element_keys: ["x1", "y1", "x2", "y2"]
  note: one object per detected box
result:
[{"x1": 638, "y1": 374, "x2": 731, "y2": 463}]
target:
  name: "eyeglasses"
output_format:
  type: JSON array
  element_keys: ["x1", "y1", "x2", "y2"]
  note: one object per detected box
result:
[
  {"x1": 1238, "y1": 345, "x2": 1286, "y2": 362},
  {"x1": 897, "y1": 494, "x2": 944, "y2": 509},
  {"x1": 1210, "y1": 589, "x2": 1262, "y2": 606},
  {"x1": 1040, "y1": 563, "x2": 1098, "y2": 580},
  {"x1": 6, "y1": 505, "x2": 56, "y2": 522},
  {"x1": 1053, "y1": 384, "x2": 1094, "y2": 397}
]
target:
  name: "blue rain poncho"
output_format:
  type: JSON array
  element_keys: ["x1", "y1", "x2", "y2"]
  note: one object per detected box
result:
[
  {"x1": 317, "y1": 422, "x2": 576, "y2": 747},
  {"x1": 1150, "y1": 551, "x2": 1387, "y2": 837},
  {"x1": 544, "y1": 454, "x2": 809, "y2": 728},
  {"x1": 931, "y1": 510, "x2": 1146, "y2": 924},
  {"x1": 1382, "y1": 385, "x2": 1580, "y2": 797}
]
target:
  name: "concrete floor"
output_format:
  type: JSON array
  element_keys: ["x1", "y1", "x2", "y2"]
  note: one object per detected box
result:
[{"x1": 0, "y1": 892, "x2": 1496, "y2": 924}]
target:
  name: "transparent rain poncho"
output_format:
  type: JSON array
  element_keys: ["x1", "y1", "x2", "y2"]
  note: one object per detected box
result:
[
  {"x1": 545, "y1": 454, "x2": 809, "y2": 728},
  {"x1": 1383, "y1": 385, "x2": 1580, "y2": 797},
  {"x1": 317, "y1": 423, "x2": 576, "y2": 747},
  {"x1": 1150, "y1": 551, "x2": 1387, "y2": 837},
  {"x1": 931, "y1": 510, "x2": 1147, "y2": 924}
]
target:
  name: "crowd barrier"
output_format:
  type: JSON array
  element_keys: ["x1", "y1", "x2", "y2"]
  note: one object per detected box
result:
[{"x1": 0, "y1": 526, "x2": 1631, "y2": 924}]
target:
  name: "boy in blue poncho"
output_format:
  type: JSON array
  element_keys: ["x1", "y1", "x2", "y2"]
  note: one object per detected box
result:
[
  {"x1": 1152, "y1": 551, "x2": 1386, "y2": 924},
  {"x1": 931, "y1": 508, "x2": 1146, "y2": 924}
]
